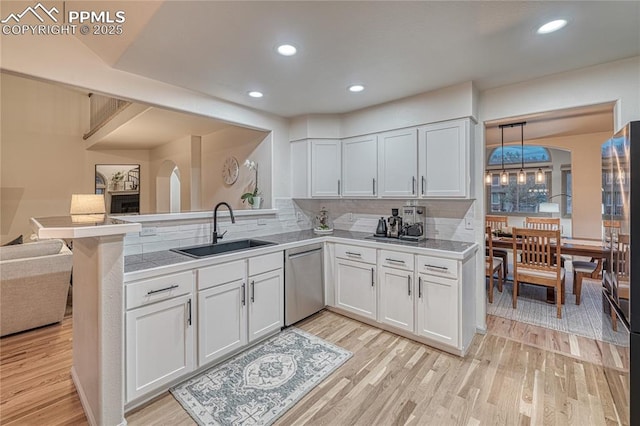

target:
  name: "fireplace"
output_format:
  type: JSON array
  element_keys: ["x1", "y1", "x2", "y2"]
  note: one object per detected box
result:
[{"x1": 110, "y1": 194, "x2": 139, "y2": 214}]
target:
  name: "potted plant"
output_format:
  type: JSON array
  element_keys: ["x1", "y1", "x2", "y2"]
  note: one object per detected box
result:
[
  {"x1": 241, "y1": 160, "x2": 261, "y2": 209},
  {"x1": 111, "y1": 171, "x2": 125, "y2": 191}
]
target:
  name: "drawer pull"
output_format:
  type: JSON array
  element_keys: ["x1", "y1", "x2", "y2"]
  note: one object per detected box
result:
[
  {"x1": 147, "y1": 284, "x2": 179, "y2": 295},
  {"x1": 407, "y1": 275, "x2": 411, "y2": 296},
  {"x1": 418, "y1": 277, "x2": 423, "y2": 298},
  {"x1": 345, "y1": 251, "x2": 362, "y2": 257},
  {"x1": 371, "y1": 268, "x2": 375, "y2": 287},
  {"x1": 251, "y1": 280, "x2": 255, "y2": 303},
  {"x1": 385, "y1": 258, "x2": 405, "y2": 264},
  {"x1": 424, "y1": 264, "x2": 448, "y2": 271},
  {"x1": 241, "y1": 283, "x2": 246, "y2": 306},
  {"x1": 187, "y1": 299, "x2": 192, "y2": 326}
]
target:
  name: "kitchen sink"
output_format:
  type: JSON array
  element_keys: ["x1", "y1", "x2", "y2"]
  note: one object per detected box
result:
[{"x1": 171, "y1": 239, "x2": 276, "y2": 258}]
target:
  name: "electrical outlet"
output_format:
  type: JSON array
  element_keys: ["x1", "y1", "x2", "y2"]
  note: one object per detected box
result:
[
  {"x1": 296, "y1": 212, "x2": 303, "y2": 222},
  {"x1": 349, "y1": 212, "x2": 354, "y2": 222},
  {"x1": 140, "y1": 227, "x2": 156, "y2": 236},
  {"x1": 464, "y1": 218, "x2": 473, "y2": 230}
]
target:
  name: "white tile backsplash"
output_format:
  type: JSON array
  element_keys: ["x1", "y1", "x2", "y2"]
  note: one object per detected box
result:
[{"x1": 124, "y1": 198, "x2": 477, "y2": 254}]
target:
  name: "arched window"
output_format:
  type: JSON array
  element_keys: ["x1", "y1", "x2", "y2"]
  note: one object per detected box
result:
[{"x1": 487, "y1": 146, "x2": 551, "y2": 166}]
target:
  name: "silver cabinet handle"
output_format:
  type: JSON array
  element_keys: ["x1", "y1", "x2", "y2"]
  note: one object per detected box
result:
[
  {"x1": 345, "y1": 251, "x2": 362, "y2": 257},
  {"x1": 418, "y1": 277, "x2": 423, "y2": 298},
  {"x1": 241, "y1": 283, "x2": 246, "y2": 306},
  {"x1": 371, "y1": 268, "x2": 375, "y2": 287},
  {"x1": 407, "y1": 275, "x2": 411, "y2": 296},
  {"x1": 147, "y1": 284, "x2": 179, "y2": 295},
  {"x1": 187, "y1": 298, "x2": 192, "y2": 326},
  {"x1": 338, "y1": 180, "x2": 341, "y2": 195},
  {"x1": 373, "y1": 178, "x2": 376, "y2": 195},
  {"x1": 412, "y1": 176, "x2": 416, "y2": 194},
  {"x1": 385, "y1": 258, "x2": 405, "y2": 264},
  {"x1": 421, "y1": 176, "x2": 426, "y2": 195},
  {"x1": 425, "y1": 264, "x2": 448, "y2": 271},
  {"x1": 251, "y1": 280, "x2": 255, "y2": 303}
]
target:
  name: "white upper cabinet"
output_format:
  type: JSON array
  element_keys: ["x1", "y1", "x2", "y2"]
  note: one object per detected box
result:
[
  {"x1": 377, "y1": 128, "x2": 418, "y2": 197},
  {"x1": 290, "y1": 140, "x2": 311, "y2": 198},
  {"x1": 311, "y1": 139, "x2": 342, "y2": 197},
  {"x1": 342, "y1": 135, "x2": 378, "y2": 197},
  {"x1": 418, "y1": 119, "x2": 471, "y2": 198}
]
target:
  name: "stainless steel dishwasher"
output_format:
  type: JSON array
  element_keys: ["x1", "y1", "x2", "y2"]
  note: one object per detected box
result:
[{"x1": 285, "y1": 243, "x2": 324, "y2": 326}]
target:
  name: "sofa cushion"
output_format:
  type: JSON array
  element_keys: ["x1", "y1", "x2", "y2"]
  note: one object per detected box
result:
[{"x1": 0, "y1": 239, "x2": 65, "y2": 261}]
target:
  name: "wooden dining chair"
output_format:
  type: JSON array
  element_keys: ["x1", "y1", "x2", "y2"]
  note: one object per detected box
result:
[
  {"x1": 573, "y1": 220, "x2": 621, "y2": 305},
  {"x1": 611, "y1": 234, "x2": 630, "y2": 331},
  {"x1": 525, "y1": 217, "x2": 560, "y2": 231},
  {"x1": 512, "y1": 227, "x2": 565, "y2": 318},
  {"x1": 485, "y1": 215, "x2": 509, "y2": 276},
  {"x1": 486, "y1": 226, "x2": 503, "y2": 303}
]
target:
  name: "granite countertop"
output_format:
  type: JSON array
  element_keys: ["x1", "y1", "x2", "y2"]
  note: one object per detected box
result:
[{"x1": 124, "y1": 229, "x2": 477, "y2": 274}]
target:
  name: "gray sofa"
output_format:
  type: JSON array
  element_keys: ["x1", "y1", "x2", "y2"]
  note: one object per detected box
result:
[{"x1": 1, "y1": 239, "x2": 72, "y2": 337}]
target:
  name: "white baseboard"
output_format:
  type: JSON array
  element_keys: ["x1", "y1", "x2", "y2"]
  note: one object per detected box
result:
[{"x1": 71, "y1": 367, "x2": 128, "y2": 426}]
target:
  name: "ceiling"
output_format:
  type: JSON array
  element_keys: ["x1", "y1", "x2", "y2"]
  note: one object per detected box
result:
[
  {"x1": 77, "y1": 1, "x2": 640, "y2": 118},
  {"x1": 89, "y1": 106, "x2": 233, "y2": 150}
]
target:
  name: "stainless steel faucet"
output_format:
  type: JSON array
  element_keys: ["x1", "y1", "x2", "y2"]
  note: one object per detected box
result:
[{"x1": 212, "y1": 202, "x2": 235, "y2": 244}]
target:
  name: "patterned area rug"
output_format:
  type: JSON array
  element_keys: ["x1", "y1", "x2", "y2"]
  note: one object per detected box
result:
[
  {"x1": 488, "y1": 277, "x2": 629, "y2": 346},
  {"x1": 171, "y1": 328, "x2": 352, "y2": 425}
]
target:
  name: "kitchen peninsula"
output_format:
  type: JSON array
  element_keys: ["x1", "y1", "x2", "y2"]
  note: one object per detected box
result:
[{"x1": 32, "y1": 213, "x2": 477, "y2": 425}]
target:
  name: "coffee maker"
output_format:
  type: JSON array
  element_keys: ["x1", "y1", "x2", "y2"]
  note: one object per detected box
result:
[
  {"x1": 400, "y1": 205, "x2": 426, "y2": 241},
  {"x1": 387, "y1": 208, "x2": 402, "y2": 238}
]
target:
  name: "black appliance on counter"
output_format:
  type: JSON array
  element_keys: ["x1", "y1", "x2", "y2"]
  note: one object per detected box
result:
[{"x1": 602, "y1": 121, "x2": 638, "y2": 423}]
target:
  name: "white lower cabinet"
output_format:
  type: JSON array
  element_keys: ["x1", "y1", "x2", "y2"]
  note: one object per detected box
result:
[
  {"x1": 248, "y1": 268, "x2": 284, "y2": 342},
  {"x1": 335, "y1": 258, "x2": 377, "y2": 320},
  {"x1": 126, "y1": 293, "x2": 194, "y2": 402},
  {"x1": 416, "y1": 273, "x2": 458, "y2": 346},
  {"x1": 378, "y1": 266, "x2": 414, "y2": 332},
  {"x1": 198, "y1": 280, "x2": 247, "y2": 367}
]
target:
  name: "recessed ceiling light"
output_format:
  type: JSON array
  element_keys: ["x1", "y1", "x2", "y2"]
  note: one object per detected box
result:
[
  {"x1": 537, "y1": 19, "x2": 567, "y2": 34},
  {"x1": 276, "y1": 44, "x2": 297, "y2": 56},
  {"x1": 248, "y1": 91, "x2": 263, "y2": 98},
  {"x1": 348, "y1": 84, "x2": 365, "y2": 93}
]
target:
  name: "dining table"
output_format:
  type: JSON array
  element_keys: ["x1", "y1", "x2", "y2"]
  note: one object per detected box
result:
[{"x1": 490, "y1": 234, "x2": 609, "y2": 303}]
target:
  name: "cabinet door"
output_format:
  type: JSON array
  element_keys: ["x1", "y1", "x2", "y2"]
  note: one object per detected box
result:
[
  {"x1": 378, "y1": 266, "x2": 414, "y2": 332},
  {"x1": 126, "y1": 294, "x2": 194, "y2": 402},
  {"x1": 335, "y1": 259, "x2": 376, "y2": 320},
  {"x1": 378, "y1": 128, "x2": 418, "y2": 197},
  {"x1": 311, "y1": 139, "x2": 342, "y2": 197},
  {"x1": 418, "y1": 119, "x2": 470, "y2": 198},
  {"x1": 416, "y1": 273, "x2": 458, "y2": 347},
  {"x1": 342, "y1": 135, "x2": 378, "y2": 197},
  {"x1": 198, "y1": 280, "x2": 247, "y2": 367},
  {"x1": 291, "y1": 140, "x2": 311, "y2": 198},
  {"x1": 248, "y1": 269, "x2": 284, "y2": 342}
]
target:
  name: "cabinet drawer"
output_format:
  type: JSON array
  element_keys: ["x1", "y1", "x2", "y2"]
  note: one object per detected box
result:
[
  {"x1": 198, "y1": 260, "x2": 245, "y2": 291},
  {"x1": 126, "y1": 271, "x2": 194, "y2": 310},
  {"x1": 249, "y1": 251, "x2": 283, "y2": 276},
  {"x1": 379, "y1": 250, "x2": 414, "y2": 271},
  {"x1": 416, "y1": 255, "x2": 458, "y2": 279},
  {"x1": 335, "y1": 244, "x2": 376, "y2": 264}
]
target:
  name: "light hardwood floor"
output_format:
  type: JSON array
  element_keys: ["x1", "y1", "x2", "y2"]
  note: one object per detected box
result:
[{"x1": 0, "y1": 311, "x2": 629, "y2": 425}]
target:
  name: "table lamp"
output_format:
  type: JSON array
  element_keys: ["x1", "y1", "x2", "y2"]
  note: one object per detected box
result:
[{"x1": 70, "y1": 194, "x2": 106, "y2": 223}]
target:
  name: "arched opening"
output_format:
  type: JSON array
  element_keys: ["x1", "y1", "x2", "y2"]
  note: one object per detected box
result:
[
  {"x1": 170, "y1": 166, "x2": 181, "y2": 213},
  {"x1": 156, "y1": 160, "x2": 180, "y2": 213}
]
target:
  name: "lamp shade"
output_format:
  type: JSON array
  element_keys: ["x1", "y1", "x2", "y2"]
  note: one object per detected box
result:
[
  {"x1": 70, "y1": 194, "x2": 106, "y2": 214},
  {"x1": 538, "y1": 202, "x2": 560, "y2": 213}
]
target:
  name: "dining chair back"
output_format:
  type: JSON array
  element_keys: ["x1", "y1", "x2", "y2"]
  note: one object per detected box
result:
[
  {"x1": 485, "y1": 215, "x2": 509, "y2": 276},
  {"x1": 603, "y1": 220, "x2": 622, "y2": 242},
  {"x1": 486, "y1": 215, "x2": 508, "y2": 233},
  {"x1": 525, "y1": 217, "x2": 560, "y2": 231},
  {"x1": 486, "y1": 226, "x2": 503, "y2": 303},
  {"x1": 512, "y1": 227, "x2": 565, "y2": 318},
  {"x1": 610, "y1": 234, "x2": 630, "y2": 331}
]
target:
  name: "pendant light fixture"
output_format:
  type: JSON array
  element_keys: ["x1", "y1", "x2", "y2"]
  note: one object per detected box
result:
[
  {"x1": 500, "y1": 125, "x2": 508, "y2": 185},
  {"x1": 518, "y1": 122, "x2": 527, "y2": 184},
  {"x1": 485, "y1": 171, "x2": 492, "y2": 185},
  {"x1": 536, "y1": 167, "x2": 545, "y2": 183}
]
